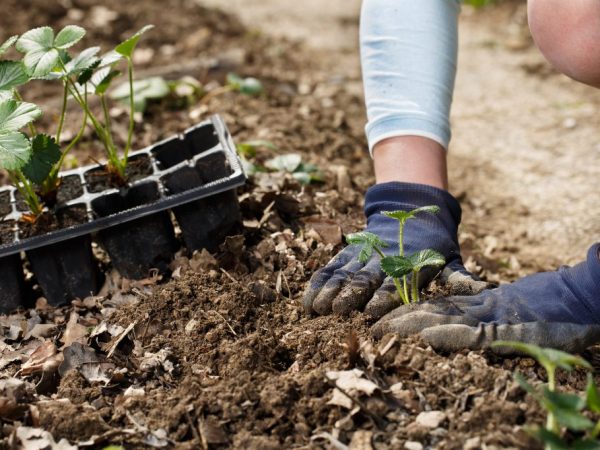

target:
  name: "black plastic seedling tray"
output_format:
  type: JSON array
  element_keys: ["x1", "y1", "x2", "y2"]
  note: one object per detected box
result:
[{"x1": 0, "y1": 115, "x2": 246, "y2": 309}]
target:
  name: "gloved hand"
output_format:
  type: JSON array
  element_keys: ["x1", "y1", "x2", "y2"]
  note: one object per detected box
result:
[
  {"x1": 303, "y1": 182, "x2": 488, "y2": 318},
  {"x1": 372, "y1": 243, "x2": 600, "y2": 354}
]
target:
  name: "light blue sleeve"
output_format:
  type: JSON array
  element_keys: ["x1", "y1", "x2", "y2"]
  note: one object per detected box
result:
[{"x1": 360, "y1": 0, "x2": 461, "y2": 154}]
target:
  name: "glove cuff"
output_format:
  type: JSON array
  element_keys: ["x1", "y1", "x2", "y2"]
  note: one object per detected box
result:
[{"x1": 364, "y1": 182, "x2": 462, "y2": 225}]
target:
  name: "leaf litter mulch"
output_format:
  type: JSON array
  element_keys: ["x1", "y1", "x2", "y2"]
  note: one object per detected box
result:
[{"x1": 1, "y1": 1, "x2": 599, "y2": 449}]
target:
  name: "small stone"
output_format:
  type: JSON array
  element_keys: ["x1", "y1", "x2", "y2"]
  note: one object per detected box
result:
[
  {"x1": 415, "y1": 411, "x2": 446, "y2": 429},
  {"x1": 464, "y1": 436, "x2": 481, "y2": 450},
  {"x1": 404, "y1": 442, "x2": 423, "y2": 450}
]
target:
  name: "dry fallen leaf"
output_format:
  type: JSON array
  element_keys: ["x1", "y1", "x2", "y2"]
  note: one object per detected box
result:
[
  {"x1": 15, "y1": 426, "x2": 77, "y2": 450},
  {"x1": 19, "y1": 342, "x2": 62, "y2": 376},
  {"x1": 326, "y1": 369, "x2": 379, "y2": 396},
  {"x1": 61, "y1": 312, "x2": 88, "y2": 347},
  {"x1": 59, "y1": 343, "x2": 115, "y2": 384}
]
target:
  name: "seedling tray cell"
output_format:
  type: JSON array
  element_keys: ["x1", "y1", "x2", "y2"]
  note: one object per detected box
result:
[{"x1": 0, "y1": 115, "x2": 246, "y2": 258}]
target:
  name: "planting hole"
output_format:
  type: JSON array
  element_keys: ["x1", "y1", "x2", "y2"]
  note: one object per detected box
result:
[
  {"x1": 92, "y1": 181, "x2": 161, "y2": 218},
  {"x1": 0, "y1": 191, "x2": 12, "y2": 217},
  {"x1": 162, "y1": 166, "x2": 202, "y2": 195},
  {"x1": 151, "y1": 136, "x2": 191, "y2": 170},
  {"x1": 196, "y1": 151, "x2": 232, "y2": 184},
  {"x1": 185, "y1": 123, "x2": 219, "y2": 156}
]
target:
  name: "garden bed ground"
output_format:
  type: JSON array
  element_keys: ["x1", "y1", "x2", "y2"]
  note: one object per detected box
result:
[{"x1": 1, "y1": 0, "x2": 600, "y2": 449}]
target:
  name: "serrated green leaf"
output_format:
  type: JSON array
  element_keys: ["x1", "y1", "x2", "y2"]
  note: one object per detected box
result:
[
  {"x1": 492, "y1": 341, "x2": 592, "y2": 372},
  {"x1": 0, "y1": 91, "x2": 13, "y2": 101},
  {"x1": 408, "y1": 249, "x2": 445, "y2": 272},
  {"x1": 383, "y1": 205, "x2": 441, "y2": 223},
  {"x1": 0, "y1": 61, "x2": 29, "y2": 91},
  {"x1": 54, "y1": 25, "x2": 85, "y2": 49},
  {"x1": 23, "y1": 47, "x2": 60, "y2": 78},
  {"x1": 115, "y1": 25, "x2": 154, "y2": 58},
  {"x1": 76, "y1": 59, "x2": 101, "y2": 85},
  {"x1": 345, "y1": 231, "x2": 388, "y2": 249},
  {"x1": 358, "y1": 245, "x2": 373, "y2": 264},
  {"x1": 0, "y1": 35, "x2": 18, "y2": 57},
  {"x1": 0, "y1": 99, "x2": 42, "y2": 133},
  {"x1": 0, "y1": 131, "x2": 31, "y2": 170},
  {"x1": 587, "y1": 373, "x2": 600, "y2": 414},
  {"x1": 98, "y1": 50, "x2": 123, "y2": 68},
  {"x1": 381, "y1": 256, "x2": 413, "y2": 278},
  {"x1": 15, "y1": 27, "x2": 54, "y2": 54},
  {"x1": 265, "y1": 153, "x2": 302, "y2": 172},
  {"x1": 21, "y1": 134, "x2": 61, "y2": 185},
  {"x1": 62, "y1": 47, "x2": 100, "y2": 78}
]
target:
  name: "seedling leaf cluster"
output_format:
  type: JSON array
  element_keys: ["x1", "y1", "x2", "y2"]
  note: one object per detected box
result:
[
  {"x1": 493, "y1": 341, "x2": 600, "y2": 449},
  {"x1": 346, "y1": 206, "x2": 445, "y2": 304},
  {"x1": 0, "y1": 24, "x2": 161, "y2": 219}
]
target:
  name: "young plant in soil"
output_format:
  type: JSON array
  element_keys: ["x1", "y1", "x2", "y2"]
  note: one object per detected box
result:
[
  {"x1": 346, "y1": 206, "x2": 445, "y2": 304},
  {"x1": 13, "y1": 24, "x2": 155, "y2": 187},
  {"x1": 493, "y1": 341, "x2": 600, "y2": 449}
]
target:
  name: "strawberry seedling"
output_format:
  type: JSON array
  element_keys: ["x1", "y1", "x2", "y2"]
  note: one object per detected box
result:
[
  {"x1": 346, "y1": 206, "x2": 445, "y2": 304},
  {"x1": 493, "y1": 341, "x2": 600, "y2": 449}
]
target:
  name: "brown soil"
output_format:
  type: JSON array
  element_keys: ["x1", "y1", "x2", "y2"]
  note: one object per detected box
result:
[
  {"x1": 1, "y1": 1, "x2": 600, "y2": 449},
  {"x1": 19, "y1": 205, "x2": 88, "y2": 239},
  {"x1": 84, "y1": 155, "x2": 154, "y2": 193}
]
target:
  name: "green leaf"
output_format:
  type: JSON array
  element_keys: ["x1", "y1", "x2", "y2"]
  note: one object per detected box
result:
[
  {"x1": 110, "y1": 76, "x2": 169, "y2": 112},
  {"x1": 0, "y1": 99, "x2": 42, "y2": 133},
  {"x1": 0, "y1": 61, "x2": 29, "y2": 91},
  {"x1": 550, "y1": 406, "x2": 594, "y2": 431},
  {"x1": 21, "y1": 134, "x2": 61, "y2": 185},
  {"x1": 98, "y1": 50, "x2": 123, "y2": 68},
  {"x1": 15, "y1": 27, "x2": 54, "y2": 54},
  {"x1": 115, "y1": 25, "x2": 154, "y2": 58},
  {"x1": 491, "y1": 341, "x2": 592, "y2": 372},
  {"x1": 381, "y1": 256, "x2": 413, "y2": 278},
  {"x1": 265, "y1": 153, "x2": 302, "y2": 172},
  {"x1": 0, "y1": 35, "x2": 18, "y2": 57},
  {"x1": 408, "y1": 249, "x2": 445, "y2": 272},
  {"x1": 76, "y1": 59, "x2": 101, "y2": 85},
  {"x1": 0, "y1": 131, "x2": 31, "y2": 170},
  {"x1": 382, "y1": 205, "x2": 441, "y2": 223},
  {"x1": 587, "y1": 373, "x2": 600, "y2": 414},
  {"x1": 573, "y1": 439, "x2": 600, "y2": 450},
  {"x1": 0, "y1": 91, "x2": 13, "y2": 101},
  {"x1": 23, "y1": 48, "x2": 60, "y2": 78},
  {"x1": 94, "y1": 69, "x2": 121, "y2": 95},
  {"x1": 236, "y1": 140, "x2": 278, "y2": 157},
  {"x1": 543, "y1": 387, "x2": 587, "y2": 412},
  {"x1": 54, "y1": 25, "x2": 85, "y2": 49},
  {"x1": 345, "y1": 231, "x2": 388, "y2": 249},
  {"x1": 226, "y1": 72, "x2": 263, "y2": 96},
  {"x1": 63, "y1": 47, "x2": 100, "y2": 77},
  {"x1": 358, "y1": 245, "x2": 373, "y2": 264},
  {"x1": 526, "y1": 426, "x2": 569, "y2": 450}
]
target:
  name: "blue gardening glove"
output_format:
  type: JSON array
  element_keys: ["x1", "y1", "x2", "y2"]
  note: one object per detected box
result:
[
  {"x1": 372, "y1": 243, "x2": 600, "y2": 354},
  {"x1": 303, "y1": 182, "x2": 488, "y2": 318}
]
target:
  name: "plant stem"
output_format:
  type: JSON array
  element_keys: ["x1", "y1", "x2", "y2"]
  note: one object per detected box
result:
[
  {"x1": 398, "y1": 219, "x2": 411, "y2": 303},
  {"x1": 411, "y1": 270, "x2": 420, "y2": 303},
  {"x1": 48, "y1": 103, "x2": 88, "y2": 184},
  {"x1": 123, "y1": 56, "x2": 135, "y2": 168},
  {"x1": 393, "y1": 277, "x2": 409, "y2": 305},
  {"x1": 545, "y1": 367, "x2": 559, "y2": 435},
  {"x1": 591, "y1": 420, "x2": 600, "y2": 439},
  {"x1": 55, "y1": 81, "x2": 68, "y2": 143},
  {"x1": 100, "y1": 94, "x2": 116, "y2": 156},
  {"x1": 12, "y1": 171, "x2": 42, "y2": 216}
]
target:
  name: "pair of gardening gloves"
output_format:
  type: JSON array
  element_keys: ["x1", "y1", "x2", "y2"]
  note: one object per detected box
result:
[{"x1": 303, "y1": 182, "x2": 600, "y2": 354}]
